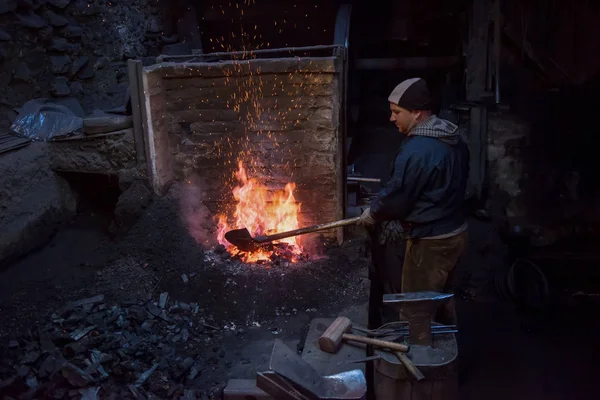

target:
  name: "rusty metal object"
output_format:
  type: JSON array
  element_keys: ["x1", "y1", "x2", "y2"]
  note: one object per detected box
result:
[{"x1": 382, "y1": 292, "x2": 453, "y2": 346}]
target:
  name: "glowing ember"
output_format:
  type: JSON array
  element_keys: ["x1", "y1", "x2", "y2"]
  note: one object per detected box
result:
[{"x1": 217, "y1": 160, "x2": 303, "y2": 263}]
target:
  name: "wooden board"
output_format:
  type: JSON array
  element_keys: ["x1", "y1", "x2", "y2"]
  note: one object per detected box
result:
[
  {"x1": 301, "y1": 317, "x2": 367, "y2": 377},
  {"x1": 0, "y1": 133, "x2": 30, "y2": 155}
]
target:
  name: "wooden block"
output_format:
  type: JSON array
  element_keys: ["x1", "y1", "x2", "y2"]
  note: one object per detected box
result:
[{"x1": 223, "y1": 379, "x2": 273, "y2": 400}]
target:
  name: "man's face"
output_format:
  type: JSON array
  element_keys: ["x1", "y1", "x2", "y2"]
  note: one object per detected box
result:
[{"x1": 389, "y1": 103, "x2": 418, "y2": 133}]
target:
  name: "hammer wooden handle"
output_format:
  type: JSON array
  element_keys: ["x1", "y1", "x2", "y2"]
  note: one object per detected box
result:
[
  {"x1": 395, "y1": 351, "x2": 425, "y2": 381},
  {"x1": 342, "y1": 333, "x2": 409, "y2": 353}
]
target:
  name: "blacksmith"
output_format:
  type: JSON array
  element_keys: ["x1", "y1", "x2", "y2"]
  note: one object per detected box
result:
[{"x1": 358, "y1": 77, "x2": 470, "y2": 324}]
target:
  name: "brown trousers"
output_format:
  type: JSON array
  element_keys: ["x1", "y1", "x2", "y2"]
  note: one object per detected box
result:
[{"x1": 400, "y1": 231, "x2": 468, "y2": 325}]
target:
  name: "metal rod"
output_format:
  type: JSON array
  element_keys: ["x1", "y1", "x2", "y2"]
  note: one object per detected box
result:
[
  {"x1": 157, "y1": 44, "x2": 344, "y2": 63},
  {"x1": 347, "y1": 177, "x2": 381, "y2": 183}
]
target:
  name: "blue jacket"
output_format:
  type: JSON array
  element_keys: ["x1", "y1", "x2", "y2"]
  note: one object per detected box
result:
[{"x1": 370, "y1": 116, "x2": 470, "y2": 238}]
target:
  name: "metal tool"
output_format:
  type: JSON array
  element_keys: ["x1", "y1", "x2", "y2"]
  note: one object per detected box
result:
[
  {"x1": 337, "y1": 355, "x2": 383, "y2": 365},
  {"x1": 354, "y1": 323, "x2": 457, "y2": 338},
  {"x1": 265, "y1": 339, "x2": 367, "y2": 399},
  {"x1": 383, "y1": 292, "x2": 454, "y2": 346},
  {"x1": 224, "y1": 217, "x2": 361, "y2": 252},
  {"x1": 347, "y1": 176, "x2": 381, "y2": 183},
  {"x1": 319, "y1": 317, "x2": 408, "y2": 354}
]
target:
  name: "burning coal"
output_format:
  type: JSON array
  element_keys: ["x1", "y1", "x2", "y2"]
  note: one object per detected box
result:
[{"x1": 217, "y1": 160, "x2": 303, "y2": 263}]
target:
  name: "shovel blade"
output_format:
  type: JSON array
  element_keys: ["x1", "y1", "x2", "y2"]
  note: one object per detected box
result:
[{"x1": 224, "y1": 228, "x2": 260, "y2": 252}]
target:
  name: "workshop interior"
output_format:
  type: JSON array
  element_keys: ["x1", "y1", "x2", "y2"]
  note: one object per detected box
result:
[{"x1": 0, "y1": 0, "x2": 599, "y2": 399}]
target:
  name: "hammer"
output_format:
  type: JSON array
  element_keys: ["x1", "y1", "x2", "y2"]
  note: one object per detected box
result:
[
  {"x1": 318, "y1": 317, "x2": 409, "y2": 354},
  {"x1": 319, "y1": 317, "x2": 425, "y2": 381}
]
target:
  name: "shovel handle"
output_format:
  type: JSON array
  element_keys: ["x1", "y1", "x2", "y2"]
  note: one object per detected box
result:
[{"x1": 255, "y1": 217, "x2": 361, "y2": 243}]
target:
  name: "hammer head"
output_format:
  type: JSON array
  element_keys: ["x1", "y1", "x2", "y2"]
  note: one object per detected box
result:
[
  {"x1": 382, "y1": 292, "x2": 453, "y2": 316},
  {"x1": 318, "y1": 317, "x2": 352, "y2": 354},
  {"x1": 383, "y1": 292, "x2": 453, "y2": 346}
]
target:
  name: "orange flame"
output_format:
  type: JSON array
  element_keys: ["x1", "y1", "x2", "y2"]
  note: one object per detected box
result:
[{"x1": 217, "y1": 160, "x2": 303, "y2": 263}]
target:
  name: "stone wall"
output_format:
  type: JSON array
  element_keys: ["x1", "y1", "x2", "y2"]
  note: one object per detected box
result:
[
  {"x1": 0, "y1": 0, "x2": 164, "y2": 131},
  {"x1": 141, "y1": 57, "x2": 344, "y2": 238},
  {"x1": 0, "y1": 143, "x2": 77, "y2": 266}
]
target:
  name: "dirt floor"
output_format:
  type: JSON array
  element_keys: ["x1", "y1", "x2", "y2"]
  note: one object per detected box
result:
[
  {"x1": 1, "y1": 191, "x2": 600, "y2": 399},
  {"x1": 0, "y1": 191, "x2": 370, "y2": 398}
]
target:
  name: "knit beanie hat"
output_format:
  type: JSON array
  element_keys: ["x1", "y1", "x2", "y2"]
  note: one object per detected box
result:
[{"x1": 388, "y1": 78, "x2": 432, "y2": 111}]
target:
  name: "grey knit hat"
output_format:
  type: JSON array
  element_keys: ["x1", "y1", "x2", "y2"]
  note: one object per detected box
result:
[{"x1": 388, "y1": 78, "x2": 432, "y2": 111}]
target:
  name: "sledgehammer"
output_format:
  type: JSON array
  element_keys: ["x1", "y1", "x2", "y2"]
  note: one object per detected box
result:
[{"x1": 319, "y1": 317, "x2": 409, "y2": 354}]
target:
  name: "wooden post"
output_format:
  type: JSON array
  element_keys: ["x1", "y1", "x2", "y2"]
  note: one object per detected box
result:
[
  {"x1": 466, "y1": 0, "x2": 492, "y2": 102},
  {"x1": 127, "y1": 59, "x2": 147, "y2": 168}
]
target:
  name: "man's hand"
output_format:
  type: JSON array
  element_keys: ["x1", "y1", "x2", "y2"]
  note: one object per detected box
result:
[{"x1": 357, "y1": 207, "x2": 376, "y2": 227}]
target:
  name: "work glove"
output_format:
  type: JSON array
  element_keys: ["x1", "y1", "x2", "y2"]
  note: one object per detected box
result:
[{"x1": 357, "y1": 207, "x2": 376, "y2": 227}]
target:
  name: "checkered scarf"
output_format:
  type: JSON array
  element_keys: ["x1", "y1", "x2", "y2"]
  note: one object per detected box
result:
[{"x1": 409, "y1": 115, "x2": 460, "y2": 145}]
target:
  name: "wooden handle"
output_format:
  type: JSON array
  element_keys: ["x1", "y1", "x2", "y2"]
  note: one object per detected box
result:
[
  {"x1": 395, "y1": 351, "x2": 425, "y2": 381},
  {"x1": 256, "y1": 217, "x2": 361, "y2": 243},
  {"x1": 342, "y1": 333, "x2": 409, "y2": 353},
  {"x1": 319, "y1": 317, "x2": 352, "y2": 354}
]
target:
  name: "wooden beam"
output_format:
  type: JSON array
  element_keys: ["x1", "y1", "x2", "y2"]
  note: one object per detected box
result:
[
  {"x1": 465, "y1": 0, "x2": 492, "y2": 102},
  {"x1": 127, "y1": 60, "x2": 147, "y2": 168}
]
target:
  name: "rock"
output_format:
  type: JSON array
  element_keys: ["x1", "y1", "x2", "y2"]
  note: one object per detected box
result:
[
  {"x1": 69, "y1": 81, "x2": 83, "y2": 95},
  {"x1": 71, "y1": 0, "x2": 99, "y2": 16},
  {"x1": 0, "y1": 145, "x2": 78, "y2": 264},
  {"x1": 43, "y1": 10, "x2": 68, "y2": 27},
  {"x1": 12, "y1": 63, "x2": 32, "y2": 83},
  {"x1": 47, "y1": 0, "x2": 71, "y2": 8},
  {"x1": 76, "y1": 62, "x2": 94, "y2": 80},
  {"x1": 61, "y1": 363, "x2": 93, "y2": 387},
  {"x1": 50, "y1": 37, "x2": 69, "y2": 52},
  {"x1": 117, "y1": 168, "x2": 143, "y2": 191},
  {"x1": 31, "y1": 0, "x2": 48, "y2": 9},
  {"x1": 60, "y1": 24, "x2": 83, "y2": 38},
  {"x1": 94, "y1": 57, "x2": 107, "y2": 70},
  {"x1": 50, "y1": 77, "x2": 71, "y2": 97},
  {"x1": 0, "y1": 0, "x2": 17, "y2": 14},
  {"x1": 50, "y1": 55, "x2": 70, "y2": 74},
  {"x1": 18, "y1": 0, "x2": 34, "y2": 8},
  {"x1": 111, "y1": 181, "x2": 152, "y2": 234},
  {"x1": 147, "y1": 16, "x2": 161, "y2": 34},
  {"x1": 70, "y1": 56, "x2": 88, "y2": 76},
  {"x1": 17, "y1": 11, "x2": 48, "y2": 29},
  {"x1": 0, "y1": 29, "x2": 12, "y2": 41}
]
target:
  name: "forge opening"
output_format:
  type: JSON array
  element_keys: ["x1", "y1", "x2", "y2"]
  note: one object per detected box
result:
[{"x1": 143, "y1": 54, "x2": 345, "y2": 266}]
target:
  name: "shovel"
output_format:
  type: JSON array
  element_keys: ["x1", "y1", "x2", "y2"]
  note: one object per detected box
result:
[{"x1": 224, "y1": 216, "x2": 361, "y2": 252}]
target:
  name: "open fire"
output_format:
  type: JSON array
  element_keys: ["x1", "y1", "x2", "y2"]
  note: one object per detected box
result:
[{"x1": 216, "y1": 160, "x2": 304, "y2": 263}]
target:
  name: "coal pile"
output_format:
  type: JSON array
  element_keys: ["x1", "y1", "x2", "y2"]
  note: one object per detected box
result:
[{"x1": 0, "y1": 293, "x2": 224, "y2": 399}]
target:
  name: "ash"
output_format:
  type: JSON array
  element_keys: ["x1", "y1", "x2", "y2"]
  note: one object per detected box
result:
[{"x1": 203, "y1": 244, "x2": 315, "y2": 276}]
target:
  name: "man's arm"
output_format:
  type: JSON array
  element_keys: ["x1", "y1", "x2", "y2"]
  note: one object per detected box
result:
[{"x1": 369, "y1": 148, "x2": 429, "y2": 222}]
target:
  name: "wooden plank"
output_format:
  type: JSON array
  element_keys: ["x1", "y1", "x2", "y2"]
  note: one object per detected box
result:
[
  {"x1": 128, "y1": 59, "x2": 147, "y2": 166},
  {"x1": 0, "y1": 140, "x2": 30, "y2": 155},
  {"x1": 51, "y1": 129, "x2": 130, "y2": 142},
  {"x1": 468, "y1": 106, "x2": 487, "y2": 200}
]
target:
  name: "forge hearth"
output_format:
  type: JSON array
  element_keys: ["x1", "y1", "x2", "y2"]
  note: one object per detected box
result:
[{"x1": 141, "y1": 51, "x2": 346, "y2": 249}]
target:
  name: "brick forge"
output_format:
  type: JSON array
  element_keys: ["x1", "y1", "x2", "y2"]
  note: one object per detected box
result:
[{"x1": 140, "y1": 56, "x2": 345, "y2": 246}]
